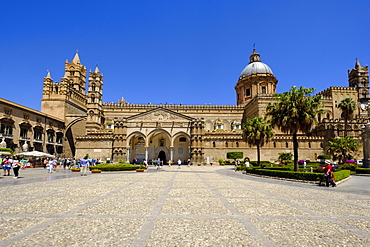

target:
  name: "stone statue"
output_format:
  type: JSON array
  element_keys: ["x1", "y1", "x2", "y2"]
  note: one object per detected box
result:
[
  {"x1": 0, "y1": 139, "x2": 6, "y2": 148},
  {"x1": 22, "y1": 142, "x2": 29, "y2": 152}
]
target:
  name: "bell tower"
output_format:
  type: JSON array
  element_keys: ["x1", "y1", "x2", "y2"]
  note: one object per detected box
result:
[
  {"x1": 86, "y1": 66, "x2": 104, "y2": 132},
  {"x1": 348, "y1": 58, "x2": 370, "y2": 103},
  {"x1": 41, "y1": 51, "x2": 87, "y2": 120}
]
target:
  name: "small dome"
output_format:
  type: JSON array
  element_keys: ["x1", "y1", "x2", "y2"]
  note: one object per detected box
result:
[
  {"x1": 239, "y1": 49, "x2": 274, "y2": 77},
  {"x1": 240, "y1": 62, "x2": 274, "y2": 77}
]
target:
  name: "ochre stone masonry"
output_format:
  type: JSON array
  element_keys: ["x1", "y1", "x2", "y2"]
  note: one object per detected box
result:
[{"x1": 1, "y1": 49, "x2": 369, "y2": 163}]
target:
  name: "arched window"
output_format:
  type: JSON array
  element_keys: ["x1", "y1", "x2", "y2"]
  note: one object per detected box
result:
[
  {"x1": 214, "y1": 120, "x2": 223, "y2": 130},
  {"x1": 236, "y1": 142, "x2": 239, "y2": 147},
  {"x1": 225, "y1": 142, "x2": 228, "y2": 147},
  {"x1": 212, "y1": 142, "x2": 216, "y2": 147}
]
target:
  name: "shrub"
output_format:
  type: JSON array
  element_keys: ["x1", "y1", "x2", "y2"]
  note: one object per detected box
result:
[
  {"x1": 91, "y1": 163, "x2": 138, "y2": 171},
  {"x1": 317, "y1": 155, "x2": 331, "y2": 160},
  {"x1": 218, "y1": 158, "x2": 225, "y2": 164},
  {"x1": 245, "y1": 168, "x2": 350, "y2": 182},
  {"x1": 339, "y1": 162, "x2": 361, "y2": 171},
  {"x1": 355, "y1": 168, "x2": 370, "y2": 174},
  {"x1": 0, "y1": 148, "x2": 13, "y2": 155},
  {"x1": 250, "y1": 161, "x2": 272, "y2": 167},
  {"x1": 227, "y1": 152, "x2": 243, "y2": 160}
]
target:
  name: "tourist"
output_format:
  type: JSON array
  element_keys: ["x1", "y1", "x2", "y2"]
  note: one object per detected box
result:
[
  {"x1": 177, "y1": 159, "x2": 181, "y2": 169},
  {"x1": 47, "y1": 159, "x2": 54, "y2": 173},
  {"x1": 245, "y1": 159, "x2": 250, "y2": 169},
  {"x1": 79, "y1": 155, "x2": 90, "y2": 176},
  {"x1": 12, "y1": 157, "x2": 22, "y2": 179},
  {"x1": 323, "y1": 160, "x2": 336, "y2": 187},
  {"x1": 143, "y1": 159, "x2": 148, "y2": 167},
  {"x1": 2, "y1": 155, "x2": 12, "y2": 176}
]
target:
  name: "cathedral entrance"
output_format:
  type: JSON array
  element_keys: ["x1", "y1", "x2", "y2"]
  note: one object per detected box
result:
[{"x1": 158, "y1": 150, "x2": 166, "y2": 165}]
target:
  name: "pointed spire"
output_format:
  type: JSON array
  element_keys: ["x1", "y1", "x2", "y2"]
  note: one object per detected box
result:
[
  {"x1": 46, "y1": 70, "x2": 51, "y2": 79},
  {"x1": 355, "y1": 58, "x2": 360, "y2": 68},
  {"x1": 72, "y1": 50, "x2": 80, "y2": 64},
  {"x1": 94, "y1": 64, "x2": 100, "y2": 73}
]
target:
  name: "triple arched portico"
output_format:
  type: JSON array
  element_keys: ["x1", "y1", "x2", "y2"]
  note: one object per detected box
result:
[
  {"x1": 126, "y1": 129, "x2": 191, "y2": 164},
  {"x1": 108, "y1": 107, "x2": 195, "y2": 164}
]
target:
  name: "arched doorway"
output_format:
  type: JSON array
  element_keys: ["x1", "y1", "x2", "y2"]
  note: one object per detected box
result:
[{"x1": 158, "y1": 150, "x2": 166, "y2": 164}]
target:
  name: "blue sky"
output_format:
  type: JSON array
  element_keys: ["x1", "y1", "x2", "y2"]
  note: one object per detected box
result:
[{"x1": 1, "y1": 0, "x2": 370, "y2": 111}]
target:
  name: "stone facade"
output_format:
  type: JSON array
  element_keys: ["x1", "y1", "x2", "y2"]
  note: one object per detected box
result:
[
  {"x1": 1, "y1": 50, "x2": 368, "y2": 164},
  {"x1": 0, "y1": 98, "x2": 65, "y2": 154}
]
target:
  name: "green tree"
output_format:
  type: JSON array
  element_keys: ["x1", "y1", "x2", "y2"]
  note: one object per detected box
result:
[
  {"x1": 338, "y1": 98, "x2": 356, "y2": 136},
  {"x1": 266, "y1": 86, "x2": 324, "y2": 171},
  {"x1": 277, "y1": 152, "x2": 293, "y2": 165},
  {"x1": 326, "y1": 136, "x2": 361, "y2": 163},
  {"x1": 242, "y1": 117, "x2": 274, "y2": 167}
]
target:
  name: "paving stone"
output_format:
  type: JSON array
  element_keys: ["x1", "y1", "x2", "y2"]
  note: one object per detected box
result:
[{"x1": 0, "y1": 166, "x2": 369, "y2": 246}]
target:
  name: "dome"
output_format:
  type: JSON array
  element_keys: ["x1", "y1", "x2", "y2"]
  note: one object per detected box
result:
[
  {"x1": 239, "y1": 49, "x2": 274, "y2": 77},
  {"x1": 240, "y1": 62, "x2": 274, "y2": 77}
]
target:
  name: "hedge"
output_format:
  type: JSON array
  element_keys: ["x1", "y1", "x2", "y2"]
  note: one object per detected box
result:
[
  {"x1": 356, "y1": 168, "x2": 370, "y2": 174},
  {"x1": 90, "y1": 163, "x2": 139, "y2": 171},
  {"x1": 226, "y1": 151, "x2": 243, "y2": 160},
  {"x1": 245, "y1": 168, "x2": 350, "y2": 182},
  {"x1": 317, "y1": 155, "x2": 332, "y2": 160}
]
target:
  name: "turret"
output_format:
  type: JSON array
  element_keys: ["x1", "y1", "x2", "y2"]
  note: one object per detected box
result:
[
  {"x1": 348, "y1": 58, "x2": 370, "y2": 102},
  {"x1": 86, "y1": 65, "x2": 104, "y2": 131}
]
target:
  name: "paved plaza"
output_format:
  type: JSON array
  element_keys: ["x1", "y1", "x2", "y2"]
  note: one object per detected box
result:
[{"x1": 0, "y1": 166, "x2": 369, "y2": 246}]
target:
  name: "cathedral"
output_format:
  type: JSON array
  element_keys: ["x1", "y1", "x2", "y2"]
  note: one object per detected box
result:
[{"x1": 3, "y1": 49, "x2": 367, "y2": 164}]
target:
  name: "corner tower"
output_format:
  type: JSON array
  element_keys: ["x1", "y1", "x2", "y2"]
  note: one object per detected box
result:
[
  {"x1": 235, "y1": 49, "x2": 278, "y2": 106},
  {"x1": 41, "y1": 52, "x2": 87, "y2": 120},
  {"x1": 348, "y1": 58, "x2": 369, "y2": 102}
]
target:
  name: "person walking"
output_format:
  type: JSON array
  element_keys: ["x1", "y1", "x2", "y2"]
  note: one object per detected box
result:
[
  {"x1": 79, "y1": 155, "x2": 90, "y2": 176},
  {"x1": 12, "y1": 157, "x2": 22, "y2": 179},
  {"x1": 323, "y1": 160, "x2": 336, "y2": 187},
  {"x1": 2, "y1": 155, "x2": 12, "y2": 176},
  {"x1": 177, "y1": 159, "x2": 182, "y2": 169},
  {"x1": 47, "y1": 159, "x2": 54, "y2": 173}
]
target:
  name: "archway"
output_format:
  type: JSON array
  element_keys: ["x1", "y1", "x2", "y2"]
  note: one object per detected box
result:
[{"x1": 158, "y1": 150, "x2": 167, "y2": 164}]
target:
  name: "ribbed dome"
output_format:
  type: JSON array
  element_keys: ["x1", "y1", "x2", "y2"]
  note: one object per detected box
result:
[
  {"x1": 240, "y1": 62, "x2": 274, "y2": 77},
  {"x1": 239, "y1": 49, "x2": 274, "y2": 77}
]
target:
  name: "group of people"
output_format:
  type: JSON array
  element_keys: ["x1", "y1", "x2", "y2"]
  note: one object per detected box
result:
[
  {"x1": 137, "y1": 158, "x2": 191, "y2": 169},
  {"x1": 44, "y1": 156, "x2": 97, "y2": 176},
  {"x1": 1, "y1": 156, "x2": 22, "y2": 179}
]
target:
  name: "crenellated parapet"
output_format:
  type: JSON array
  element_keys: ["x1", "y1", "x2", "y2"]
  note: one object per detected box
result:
[
  {"x1": 316, "y1": 86, "x2": 358, "y2": 98},
  {"x1": 103, "y1": 102, "x2": 243, "y2": 111}
]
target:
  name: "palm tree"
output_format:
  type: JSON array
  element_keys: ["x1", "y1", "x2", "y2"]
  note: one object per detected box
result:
[
  {"x1": 326, "y1": 136, "x2": 361, "y2": 163},
  {"x1": 266, "y1": 86, "x2": 324, "y2": 171},
  {"x1": 338, "y1": 98, "x2": 356, "y2": 136},
  {"x1": 242, "y1": 117, "x2": 274, "y2": 167}
]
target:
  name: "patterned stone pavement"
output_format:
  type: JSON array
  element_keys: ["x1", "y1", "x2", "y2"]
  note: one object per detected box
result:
[{"x1": 0, "y1": 166, "x2": 369, "y2": 246}]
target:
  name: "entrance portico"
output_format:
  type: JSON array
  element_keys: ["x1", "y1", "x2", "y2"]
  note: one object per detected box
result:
[
  {"x1": 118, "y1": 107, "x2": 194, "y2": 164},
  {"x1": 126, "y1": 129, "x2": 190, "y2": 164}
]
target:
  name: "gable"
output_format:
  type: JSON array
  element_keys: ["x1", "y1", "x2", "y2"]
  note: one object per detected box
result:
[{"x1": 127, "y1": 107, "x2": 193, "y2": 122}]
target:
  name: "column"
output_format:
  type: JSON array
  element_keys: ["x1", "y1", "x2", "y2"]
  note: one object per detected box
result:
[{"x1": 127, "y1": 148, "x2": 130, "y2": 163}]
